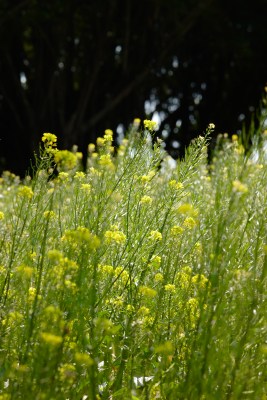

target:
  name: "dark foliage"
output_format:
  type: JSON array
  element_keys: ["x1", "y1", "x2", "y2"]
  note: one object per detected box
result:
[{"x1": 0, "y1": 0, "x2": 267, "y2": 175}]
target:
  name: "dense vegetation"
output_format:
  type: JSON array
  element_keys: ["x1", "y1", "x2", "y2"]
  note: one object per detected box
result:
[{"x1": 0, "y1": 116, "x2": 266, "y2": 399}]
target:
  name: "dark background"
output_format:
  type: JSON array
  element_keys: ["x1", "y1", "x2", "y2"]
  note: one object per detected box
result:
[{"x1": 1, "y1": 0, "x2": 267, "y2": 176}]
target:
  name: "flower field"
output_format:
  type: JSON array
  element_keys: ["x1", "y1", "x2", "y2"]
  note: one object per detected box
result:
[{"x1": 0, "y1": 120, "x2": 266, "y2": 399}]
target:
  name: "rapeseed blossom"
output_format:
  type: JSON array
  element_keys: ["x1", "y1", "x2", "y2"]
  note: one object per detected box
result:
[
  {"x1": 74, "y1": 352, "x2": 94, "y2": 366},
  {"x1": 81, "y1": 183, "x2": 91, "y2": 193},
  {"x1": 139, "y1": 195, "x2": 153, "y2": 205},
  {"x1": 88, "y1": 143, "x2": 95, "y2": 152},
  {"x1": 139, "y1": 286, "x2": 157, "y2": 298},
  {"x1": 54, "y1": 150, "x2": 77, "y2": 171},
  {"x1": 61, "y1": 227, "x2": 100, "y2": 249},
  {"x1": 104, "y1": 129, "x2": 113, "y2": 142},
  {"x1": 143, "y1": 119, "x2": 157, "y2": 131},
  {"x1": 43, "y1": 210, "x2": 56, "y2": 219},
  {"x1": 177, "y1": 203, "x2": 198, "y2": 217},
  {"x1": 170, "y1": 225, "x2": 184, "y2": 236},
  {"x1": 18, "y1": 185, "x2": 34, "y2": 199},
  {"x1": 183, "y1": 217, "x2": 197, "y2": 229},
  {"x1": 42, "y1": 132, "x2": 57, "y2": 147},
  {"x1": 40, "y1": 332, "x2": 63, "y2": 346},
  {"x1": 98, "y1": 154, "x2": 114, "y2": 169},
  {"x1": 169, "y1": 180, "x2": 184, "y2": 190},
  {"x1": 232, "y1": 180, "x2": 248, "y2": 193},
  {"x1": 105, "y1": 227, "x2": 126, "y2": 244},
  {"x1": 164, "y1": 284, "x2": 176, "y2": 293},
  {"x1": 149, "y1": 230, "x2": 162, "y2": 242}
]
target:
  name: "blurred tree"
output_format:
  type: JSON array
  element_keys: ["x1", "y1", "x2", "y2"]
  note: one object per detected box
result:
[{"x1": 0, "y1": 0, "x2": 266, "y2": 175}]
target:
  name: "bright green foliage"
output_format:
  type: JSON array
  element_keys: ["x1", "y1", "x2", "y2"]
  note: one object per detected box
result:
[{"x1": 0, "y1": 121, "x2": 266, "y2": 399}]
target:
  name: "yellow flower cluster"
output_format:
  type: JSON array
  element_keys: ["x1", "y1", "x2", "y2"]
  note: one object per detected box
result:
[
  {"x1": 17, "y1": 185, "x2": 34, "y2": 200},
  {"x1": 16, "y1": 264, "x2": 34, "y2": 279},
  {"x1": 98, "y1": 154, "x2": 114, "y2": 169},
  {"x1": 74, "y1": 352, "x2": 93, "y2": 366},
  {"x1": 141, "y1": 170, "x2": 156, "y2": 183},
  {"x1": 74, "y1": 171, "x2": 85, "y2": 181},
  {"x1": 42, "y1": 132, "x2": 57, "y2": 148},
  {"x1": 103, "y1": 129, "x2": 113, "y2": 142},
  {"x1": 232, "y1": 180, "x2": 248, "y2": 193},
  {"x1": 154, "y1": 272, "x2": 164, "y2": 282},
  {"x1": 139, "y1": 195, "x2": 153, "y2": 205},
  {"x1": 40, "y1": 332, "x2": 63, "y2": 346},
  {"x1": 149, "y1": 230, "x2": 162, "y2": 242},
  {"x1": 144, "y1": 119, "x2": 157, "y2": 131},
  {"x1": 133, "y1": 118, "x2": 141, "y2": 128},
  {"x1": 81, "y1": 183, "x2": 91, "y2": 193},
  {"x1": 54, "y1": 150, "x2": 77, "y2": 171},
  {"x1": 164, "y1": 283, "x2": 176, "y2": 293},
  {"x1": 139, "y1": 285, "x2": 157, "y2": 298},
  {"x1": 169, "y1": 180, "x2": 184, "y2": 190},
  {"x1": 104, "y1": 227, "x2": 126, "y2": 245},
  {"x1": 177, "y1": 203, "x2": 198, "y2": 217},
  {"x1": 61, "y1": 227, "x2": 100, "y2": 250},
  {"x1": 170, "y1": 225, "x2": 184, "y2": 236},
  {"x1": 183, "y1": 217, "x2": 197, "y2": 229},
  {"x1": 43, "y1": 210, "x2": 56, "y2": 219}
]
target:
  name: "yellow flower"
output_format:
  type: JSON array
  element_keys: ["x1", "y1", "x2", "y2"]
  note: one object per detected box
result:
[
  {"x1": 126, "y1": 304, "x2": 135, "y2": 313},
  {"x1": 81, "y1": 183, "x2": 91, "y2": 193},
  {"x1": 40, "y1": 332, "x2": 63, "y2": 346},
  {"x1": 75, "y1": 352, "x2": 94, "y2": 366},
  {"x1": 232, "y1": 134, "x2": 238, "y2": 141},
  {"x1": 141, "y1": 170, "x2": 156, "y2": 183},
  {"x1": 88, "y1": 143, "x2": 96, "y2": 152},
  {"x1": 154, "y1": 272, "x2": 164, "y2": 282},
  {"x1": 47, "y1": 249, "x2": 64, "y2": 263},
  {"x1": 28, "y1": 287, "x2": 36, "y2": 302},
  {"x1": 42, "y1": 133, "x2": 57, "y2": 147},
  {"x1": 154, "y1": 341, "x2": 174, "y2": 355},
  {"x1": 139, "y1": 286, "x2": 157, "y2": 298},
  {"x1": 59, "y1": 363, "x2": 76, "y2": 382},
  {"x1": 54, "y1": 150, "x2": 77, "y2": 171},
  {"x1": 170, "y1": 225, "x2": 184, "y2": 236},
  {"x1": 18, "y1": 185, "x2": 34, "y2": 199},
  {"x1": 149, "y1": 230, "x2": 162, "y2": 242},
  {"x1": 114, "y1": 266, "x2": 129, "y2": 284},
  {"x1": 164, "y1": 283, "x2": 176, "y2": 293},
  {"x1": 105, "y1": 228, "x2": 126, "y2": 244},
  {"x1": 74, "y1": 171, "x2": 86, "y2": 181},
  {"x1": 232, "y1": 180, "x2": 248, "y2": 193},
  {"x1": 62, "y1": 227, "x2": 100, "y2": 249},
  {"x1": 16, "y1": 264, "x2": 34, "y2": 278},
  {"x1": 104, "y1": 129, "x2": 113, "y2": 142},
  {"x1": 144, "y1": 119, "x2": 157, "y2": 131},
  {"x1": 98, "y1": 154, "x2": 114, "y2": 169},
  {"x1": 169, "y1": 180, "x2": 184, "y2": 190},
  {"x1": 137, "y1": 306, "x2": 150, "y2": 316},
  {"x1": 0, "y1": 211, "x2": 5, "y2": 220},
  {"x1": 58, "y1": 172, "x2": 69, "y2": 181},
  {"x1": 133, "y1": 118, "x2": 141, "y2": 127},
  {"x1": 96, "y1": 137, "x2": 105, "y2": 147},
  {"x1": 177, "y1": 203, "x2": 198, "y2": 217},
  {"x1": 139, "y1": 195, "x2": 153, "y2": 205},
  {"x1": 192, "y1": 274, "x2": 209, "y2": 288},
  {"x1": 149, "y1": 255, "x2": 162, "y2": 268},
  {"x1": 98, "y1": 264, "x2": 114, "y2": 275},
  {"x1": 43, "y1": 210, "x2": 56, "y2": 219},
  {"x1": 183, "y1": 217, "x2": 197, "y2": 229}
]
